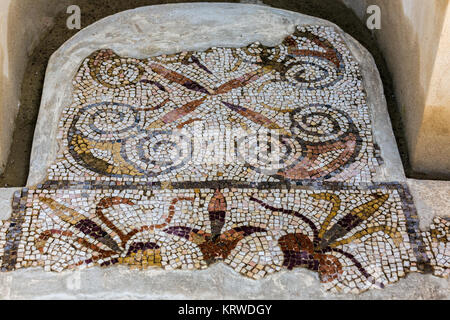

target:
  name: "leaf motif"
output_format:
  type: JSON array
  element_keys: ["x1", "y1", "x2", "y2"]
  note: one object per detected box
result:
[
  {"x1": 214, "y1": 71, "x2": 262, "y2": 95},
  {"x1": 309, "y1": 193, "x2": 341, "y2": 239},
  {"x1": 40, "y1": 197, "x2": 86, "y2": 225},
  {"x1": 320, "y1": 193, "x2": 389, "y2": 249},
  {"x1": 208, "y1": 190, "x2": 227, "y2": 237},
  {"x1": 40, "y1": 197, "x2": 121, "y2": 252},
  {"x1": 221, "y1": 101, "x2": 289, "y2": 135},
  {"x1": 164, "y1": 226, "x2": 202, "y2": 240},
  {"x1": 230, "y1": 226, "x2": 267, "y2": 237},
  {"x1": 149, "y1": 63, "x2": 211, "y2": 94},
  {"x1": 147, "y1": 97, "x2": 207, "y2": 128}
]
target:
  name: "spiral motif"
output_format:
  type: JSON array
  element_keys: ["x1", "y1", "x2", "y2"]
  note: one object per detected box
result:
[
  {"x1": 74, "y1": 102, "x2": 139, "y2": 142},
  {"x1": 235, "y1": 132, "x2": 304, "y2": 175},
  {"x1": 121, "y1": 131, "x2": 192, "y2": 176},
  {"x1": 290, "y1": 105, "x2": 352, "y2": 144},
  {"x1": 285, "y1": 57, "x2": 343, "y2": 89},
  {"x1": 89, "y1": 52, "x2": 145, "y2": 88}
]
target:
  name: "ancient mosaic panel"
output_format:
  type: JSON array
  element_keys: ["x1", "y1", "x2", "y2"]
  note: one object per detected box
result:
[
  {"x1": 0, "y1": 26, "x2": 448, "y2": 294},
  {"x1": 1, "y1": 183, "x2": 444, "y2": 293},
  {"x1": 48, "y1": 26, "x2": 380, "y2": 184}
]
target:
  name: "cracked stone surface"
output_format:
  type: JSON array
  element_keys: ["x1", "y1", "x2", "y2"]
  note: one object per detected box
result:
[{"x1": 0, "y1": 3, "x2": 448, "y2": 299}]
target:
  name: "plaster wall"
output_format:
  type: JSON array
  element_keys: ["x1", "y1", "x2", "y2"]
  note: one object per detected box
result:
[
  {"x1": 0, "y1": 0, "x2": 68, "y2": 174},
  {"x1": 341, "y1": 0, "x2": 450, "y2": 176}
]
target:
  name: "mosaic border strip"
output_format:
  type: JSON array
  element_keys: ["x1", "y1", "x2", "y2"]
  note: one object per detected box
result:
[{"x1": 1, "y1": 182, "x2": 447, "y2": 293}]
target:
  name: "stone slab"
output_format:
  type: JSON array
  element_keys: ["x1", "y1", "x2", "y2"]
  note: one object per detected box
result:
[
  {"x1": 0, "y1": 188, "x2": 21, "y2": 220},
  {"x1": 3, "y1": 3, "x2": 447, "y2": 299},
  {"x1": 27, "y1": 2, "x2": 404, "y2": 186},
  {"x1": 407, "y1": 179, "x2": 450, "y2": 229},
  {"x1": 0, "y1": 262, "x2": 448, "y2": 300}
]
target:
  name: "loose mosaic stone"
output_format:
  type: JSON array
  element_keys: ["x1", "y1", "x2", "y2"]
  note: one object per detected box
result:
[{"x1": 420, "y1": 217, "x2": 450, "y2": 278}]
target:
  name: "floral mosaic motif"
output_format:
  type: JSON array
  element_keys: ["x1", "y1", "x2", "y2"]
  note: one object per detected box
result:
[
  {"x1": 251, "y1": 192, "x2": 397, "y2": 286},
  {"x1": 0, "y1": 25, "x2": 448, "y2": 294},
  {"x1": 0, "y1": 184, "x2": 448, "y2": 293},
  {"x1": 49, "y1": 25, "x2": 379, "y2": 183}
]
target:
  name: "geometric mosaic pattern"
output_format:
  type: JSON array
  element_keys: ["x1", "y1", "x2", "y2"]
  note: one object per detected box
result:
[
  {"x1": 0, "y1": 26, "x2": 448, "y2": 294},
  {"x1": 49, "y1": 26, "x2": 380, "y2": 184}
]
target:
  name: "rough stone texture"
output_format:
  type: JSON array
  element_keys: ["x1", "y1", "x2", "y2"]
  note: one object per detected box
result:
[
  {"x1": 407, "y1": 179, "x2": 450, "y2": 230},
  {"x1": 0, "y1": 188, "x2": 21, "y2": 220},
  {"x1": 0, "y1": 263, "x2": 448, "y2": 300},
  {"x1": 27, "y1": 2, "x2": 404, "y2": 186}
]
